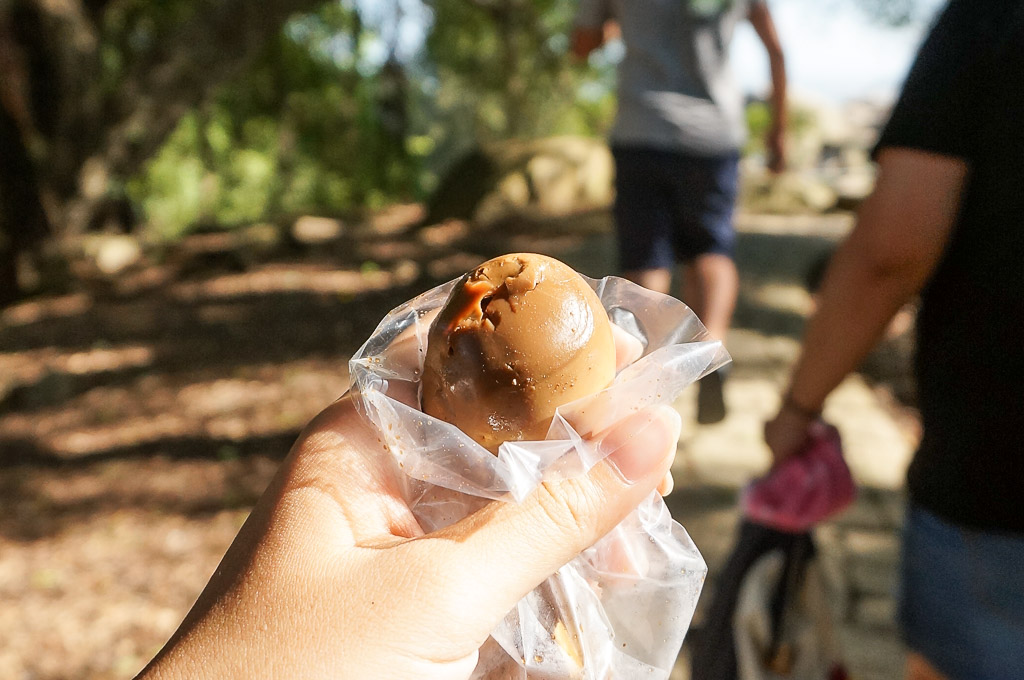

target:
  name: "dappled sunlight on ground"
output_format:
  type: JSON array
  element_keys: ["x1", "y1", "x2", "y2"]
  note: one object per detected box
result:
[
  {"x1": 166, "y1": 262, "x2": 420, "y2": 300},
  {"x1": 0, "y1": 210, "x2": 918, "y2": 679},
  {"x1": 1, "y1": 361, "x2": 349, "y2": 459},
  {"x1": 1, "y1": 292, "x2": 94, "y2": 326},
  {"x1": 0, "y1": 344, "x2": 154, "y2": 389}
]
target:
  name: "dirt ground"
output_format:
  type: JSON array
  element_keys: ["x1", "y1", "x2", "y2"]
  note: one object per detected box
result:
[{"x1": 0, "y1": 207, "x2": 915, "y2": 679}]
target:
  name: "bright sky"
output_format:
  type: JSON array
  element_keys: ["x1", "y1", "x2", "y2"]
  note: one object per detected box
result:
[{"x1": 732, "y1": 0, "x2": 945, "y2": 103}]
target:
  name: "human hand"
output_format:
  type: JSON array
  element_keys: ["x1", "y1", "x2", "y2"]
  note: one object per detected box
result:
[
  {"x1": 763, "y1": 396, "x2": 819, "y2": 466},
  {"x1": 137, "y1": 344, "x2": 679, "y2": 680}
]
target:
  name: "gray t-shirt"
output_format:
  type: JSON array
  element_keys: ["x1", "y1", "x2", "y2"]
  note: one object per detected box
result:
[{"x1": 575, "y1": 0, "x2": 759, "y2": 156}]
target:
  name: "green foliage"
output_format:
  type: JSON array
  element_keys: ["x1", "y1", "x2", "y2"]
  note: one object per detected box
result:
[
  {"x1": 129, "y1": 1, "x2": 427, "y2": 240},
  {"x1": 129, "y1": 117, "x2": 206, "y2": 240},
  {"x1": 98, "y1": 0, "x2": 202, "y2": 95},
  {"x1": 424, "y1": 0, "x2": 614, "y2": 146},
  {"x1": 122, "y1": 0, "x2": 624, "y2": 239}
]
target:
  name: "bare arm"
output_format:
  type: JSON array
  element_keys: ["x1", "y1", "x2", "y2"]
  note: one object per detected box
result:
[
  {"x1": 766, "y1": 148, "x2": 969, "y2": 458},
  {"x1": 748, "y1": 2, "x2": 787, "y2": 172}
]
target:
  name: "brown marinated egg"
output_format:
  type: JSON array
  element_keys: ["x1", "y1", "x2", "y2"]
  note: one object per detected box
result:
[{"x1": 421, "y1": 253, "x2": 616, "y2": 452}]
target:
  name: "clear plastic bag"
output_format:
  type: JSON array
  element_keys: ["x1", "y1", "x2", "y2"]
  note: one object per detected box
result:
[{"x1": 350, "y1": 272, "x2": 730, "y2": 679}]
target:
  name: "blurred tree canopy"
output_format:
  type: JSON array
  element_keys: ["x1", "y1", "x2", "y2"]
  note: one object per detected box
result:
[
  {"x1": 0, "y1": 0, "x2": 326, "y2": 300},
  {"x1": 0, "y1": 0, "x2": 615, "y2": 252},
  {"x1": 0, "y1": 0, "x2": 921, "y2": 300},
  {"x1": 130, "y1": 0, "x2": 617, "y2": 239}
]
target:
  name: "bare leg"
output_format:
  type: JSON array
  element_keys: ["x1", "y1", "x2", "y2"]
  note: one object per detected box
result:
[
  {"x1": 621, "y1": 267, "x2": 673, "y2": 296},
  {"x1": 681, "y1": 253, "x2": 738, "y2": 341},
  {"x1": 906, "y1": 652, "x2": 949, "y2": 680},
  {"x1": 679, "y1": 253, "x2": 737, "y2": 424}
]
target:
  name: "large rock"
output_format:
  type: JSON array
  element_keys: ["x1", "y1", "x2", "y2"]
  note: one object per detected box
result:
[
  {"x1": 425, "y1": 136, "x2": 614, "y2": 229},
  {"x1": 830, "y1": 166, "x2": 877, "y2": 212},
  {"x1": 740, "y1": 167, "x2": 838, "y2": 215}
]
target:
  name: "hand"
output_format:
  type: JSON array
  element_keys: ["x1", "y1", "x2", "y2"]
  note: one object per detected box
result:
[
  {"x1": 137, "y1": 389, "x2": 679, "y2": 678},
  {"x1": 763, "y1": 398, "x2": 818, "y2": 466},
  {"x1": 766, "y1": 122, "x2": 786, "y2": 174}
]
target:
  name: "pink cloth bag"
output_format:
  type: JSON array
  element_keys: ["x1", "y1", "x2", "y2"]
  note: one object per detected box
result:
[{"x1": 742, "y1": 421, "x2": 856, "y2": 533}]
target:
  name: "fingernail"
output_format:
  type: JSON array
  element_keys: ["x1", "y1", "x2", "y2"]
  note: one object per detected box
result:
[
  {"x1": 658, "y1": 470, "x2": 675, "y2": 496},
  {"x1": 601, "y1": 406, "x2": 681, "y2": 484}
]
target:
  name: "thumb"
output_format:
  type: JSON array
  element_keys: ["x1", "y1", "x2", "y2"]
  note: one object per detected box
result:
[{"x1": 436, "y1": 404, "x2": 681, "y2": 620}]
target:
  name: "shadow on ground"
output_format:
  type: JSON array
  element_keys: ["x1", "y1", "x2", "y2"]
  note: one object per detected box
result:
[
  {"x1": 0, "y1": 208, "x2": 912, "y2": 547},
  {"x1": 0, "y1": 209, "x2": 915, "y2": 680}
]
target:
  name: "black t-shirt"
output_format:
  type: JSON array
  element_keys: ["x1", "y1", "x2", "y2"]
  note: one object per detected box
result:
[{"x1": 874, "y1": 0, "x2": 1024, "y2": 533}]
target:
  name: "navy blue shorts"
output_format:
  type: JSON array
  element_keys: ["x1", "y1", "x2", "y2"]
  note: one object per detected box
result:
[
  {"x1": 611, "y1": 146, "x2": 740, "y2": 271},
  {"x1": 900, "y1": 503, "x2": 1024, "y2": 679}
]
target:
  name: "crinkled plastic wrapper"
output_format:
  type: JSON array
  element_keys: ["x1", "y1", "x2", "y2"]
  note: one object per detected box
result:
[{"x1": 350, "y1": 273, "x2": 730, "y2": 679}]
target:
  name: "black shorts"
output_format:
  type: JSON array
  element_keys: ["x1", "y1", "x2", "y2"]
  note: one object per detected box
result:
[{"x1": 611, "y1": 146, "x2": 740, "y2": 271}]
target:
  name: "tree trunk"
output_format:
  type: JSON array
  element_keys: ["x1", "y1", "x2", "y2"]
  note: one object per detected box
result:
[
  {"x1": 0, "y1": 9, "x2": 50, "y2": 304},
  {"x1": 0, "y1": 0, "x2": 323, "y2": 247}
]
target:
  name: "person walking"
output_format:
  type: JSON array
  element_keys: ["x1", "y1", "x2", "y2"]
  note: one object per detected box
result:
[
  {"x1": 765, "y1": 2, "x2": 1024, "y2": 678},
  {"x1": 571, "y1": 0, "x2": 787, "y2": 424}
]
